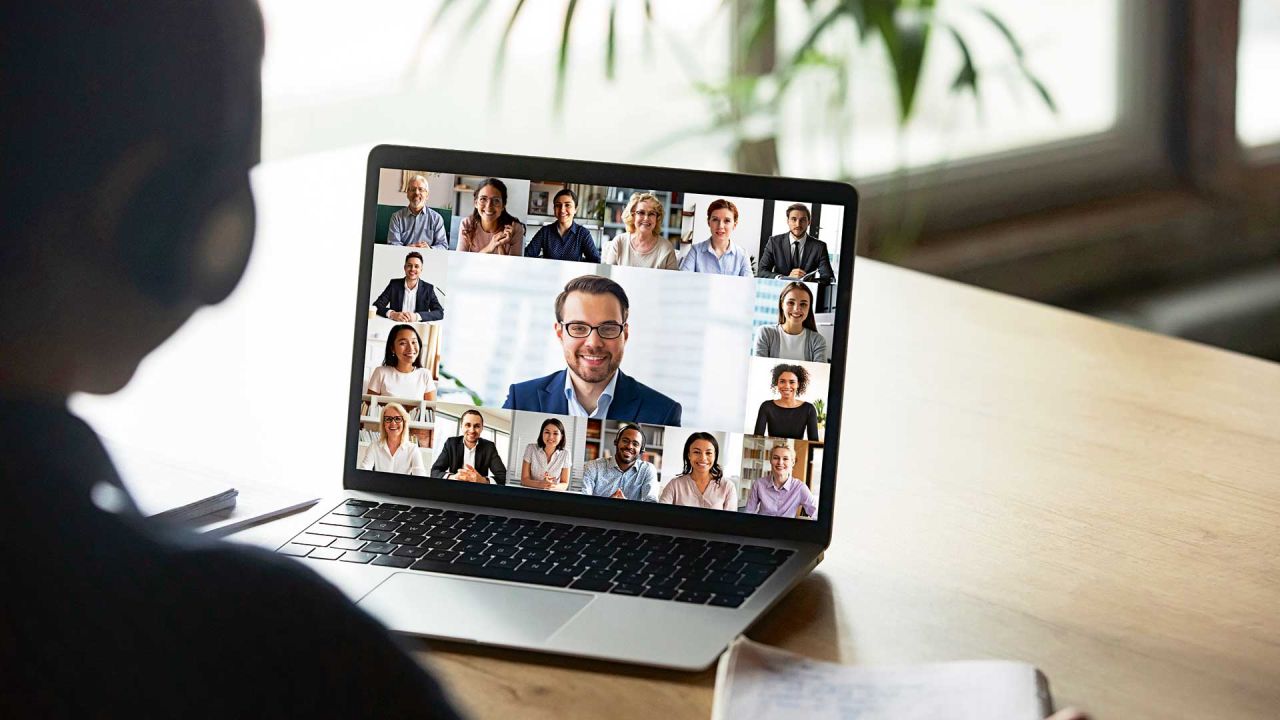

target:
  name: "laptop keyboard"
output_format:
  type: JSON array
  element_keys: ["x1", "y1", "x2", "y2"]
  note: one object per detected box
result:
[{"x1": 278, "y1": 499, "x2": 793, "y2": 608}]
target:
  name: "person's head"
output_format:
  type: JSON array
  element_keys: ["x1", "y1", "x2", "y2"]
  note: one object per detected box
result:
[
  {"x1": 536, "y1": 418, "x2": 566, "y2": 451},
  {"x1": 769, "y1": 444, "x2": 796, "y2": 478},
  {"x1": 613, "y1": 424, "x2": 645, "y2": 467},
  {"x1": 777, "y1": 282, "x2": 818, "y2": 331},
  {"x1": 1, "y1": 1, "x2": 264, "y2": 398},
  {"x1": 681, "y1": 432, "x2": 724, "y2": 484},
  {"x1": 471, "y1": 177, "x2": 516, "y2": 229},
  {"x1": 403, "y1": 252, "x2": 424, "y2": 284},
  {"x1": 459, "y1": 409, "x2": 485, "y2": 446},
  {"x1": 553, "y1": 188, "x2": 578, "y2": 225},
  {"x1": 770, "y1": 363, "x2": 810, "y2": 401},
  {"x1": 379, "y1": 402, "x2": 410, "y2": 445},
  {"x1": 405, "y1": 175, "x2": 429, "y2": 212},
  {"x1": 706, "y1": 198, "x2": 739, "y2": 245},
  {"x1": 554, "y1": 275, "x2": 630, "y2": 385},
  {"x1": 623, "y1": 192, "x2": 664, "y2": 237},
  {"x1": 383, "y1": 324, "x2": 423, "y2": 369},
  {"x1": 785, "y1": 203, "x2": 812, "y2": 238}
]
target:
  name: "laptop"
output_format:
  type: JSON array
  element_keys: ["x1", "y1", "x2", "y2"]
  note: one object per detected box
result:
[{"x1": 269, "y1": 144, "x2": 857, "y2": 670}]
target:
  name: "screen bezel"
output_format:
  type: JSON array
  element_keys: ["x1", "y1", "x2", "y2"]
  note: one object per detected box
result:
[{"x1": 346, "y1": 144, "x2": 857, "y2": 548}]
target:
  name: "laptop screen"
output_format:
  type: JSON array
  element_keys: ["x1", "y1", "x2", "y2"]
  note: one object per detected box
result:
[{"x1": 354, "y1": 164, "x2": 848, "y2": 524}]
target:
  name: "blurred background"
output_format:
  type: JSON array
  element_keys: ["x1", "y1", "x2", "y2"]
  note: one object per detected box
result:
[{"x1": 258, "y1": 0, "x2": 1280, "y2": 361}]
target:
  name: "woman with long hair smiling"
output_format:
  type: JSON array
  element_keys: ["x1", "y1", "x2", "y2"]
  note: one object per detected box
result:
[
  {"x1": 458, "y1": 177, "x2": 525, "y2": 255},
  {"x1": 358, "y1": 402, "x2": 427, "y2": 476},
  {"x1": 753, "y1": 282, "x2": 829, "y2": 362},
  {"x1": 520, "y1": 417, "x2": 572, "y2": 491},
  {"x1": 659, "y1": 432, "x2": 737, "y2": 511},
  {"x1": 365, "y1": 324, "x2": 437, "y2": 400}
]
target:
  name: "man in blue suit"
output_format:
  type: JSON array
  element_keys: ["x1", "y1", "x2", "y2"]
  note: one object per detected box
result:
[
  {"x1": 503, "y1": 275, "x2": 682, "y2": 426},
  {"x1": 373, "y1": 251, "x2": 444, "y2": 322}
]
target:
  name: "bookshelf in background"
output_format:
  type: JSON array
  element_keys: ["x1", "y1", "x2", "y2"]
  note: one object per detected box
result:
[{"x1": 584, "y1": 419, "x2": 666, "y2": 469}]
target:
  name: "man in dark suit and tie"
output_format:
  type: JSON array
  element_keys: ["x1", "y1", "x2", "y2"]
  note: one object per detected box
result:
[
  {"x1": 430, "y1": 409, "x2": 507, "y2": 483},
  {"x1": 757, "y1": 203, "x2": 836, "y2": 282},
  {"x1": 503, "y1": 275, "x2": 682, "y2": 426},
  {"x1": 373, "y1": 251, "x2": 444, "y2": 322}
]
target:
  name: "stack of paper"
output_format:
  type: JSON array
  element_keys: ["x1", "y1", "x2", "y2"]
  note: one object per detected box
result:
[{"x1": 712, "y1": 637, "x2": 1053, "y2": 720}]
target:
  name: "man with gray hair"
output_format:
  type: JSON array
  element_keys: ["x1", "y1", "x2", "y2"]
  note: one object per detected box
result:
[{"x1": 388, "y1": 174, "x2": 448, "y2": 248}]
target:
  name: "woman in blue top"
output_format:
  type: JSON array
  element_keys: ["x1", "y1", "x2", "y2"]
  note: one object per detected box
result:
[{"x1": 678, "y1": 198, "x2": 752, "y2": 276}]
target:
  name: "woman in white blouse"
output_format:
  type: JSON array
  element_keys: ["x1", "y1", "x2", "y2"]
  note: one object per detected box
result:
[
  {"x1": 601, "y1": 192, "x2": 678, "y2": 270},
  {"x1": 366, "y1": 324, "x2": 437, "y2": 400},
  {"x1": 359, "y1": 402, "x2": 427, "y2": 476},
  {"x1": 520, "y1": 418, "x2": 572, "y2": 491}
]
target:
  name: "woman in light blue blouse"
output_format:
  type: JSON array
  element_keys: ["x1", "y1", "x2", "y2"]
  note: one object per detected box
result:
[{"x1": 678, "y1": 198, "x2": 752, "y2": 277}]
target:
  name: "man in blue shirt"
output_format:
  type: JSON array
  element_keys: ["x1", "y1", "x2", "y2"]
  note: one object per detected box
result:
[
  {"x1": 523, "y1": 188, "x2": 600, "y2": 262},
  {"x1": 579, "y1": 425, "x2": 658, "y2": 501},
  {"x1": 388, "y1": 175, "x2": 448, "y2": 248}
]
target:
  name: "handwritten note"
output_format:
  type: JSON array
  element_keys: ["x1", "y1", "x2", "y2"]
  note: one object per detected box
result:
[{"x1": 711, "y1": 637, "x2": 1052, "y2": 720}]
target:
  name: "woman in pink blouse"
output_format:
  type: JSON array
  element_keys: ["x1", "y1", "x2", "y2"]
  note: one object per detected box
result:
[
  {"x1": 458, "y1": 177, "x2": 525, "y2": 255},
  {"x1": 659, "y1": 432, "x2": 738, "y2": 511}
]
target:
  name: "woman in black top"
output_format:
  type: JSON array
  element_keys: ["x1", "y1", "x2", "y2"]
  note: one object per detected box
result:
[{"x1": 754, "y1": 363, "x2": 820, "y2": 440}]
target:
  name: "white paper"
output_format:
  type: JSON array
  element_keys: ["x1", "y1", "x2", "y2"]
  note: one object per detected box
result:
[{"x1": 711, "y1": 637, "x2": 1051, "y2": 720}]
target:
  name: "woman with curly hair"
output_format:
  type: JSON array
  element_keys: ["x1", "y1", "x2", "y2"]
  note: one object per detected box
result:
[
  {"x1": 753, "y1": 363, "x2": 819, "y2": 440},
  {"x1": 659, "y1": 432, "x2": 737, "y2": 510}
]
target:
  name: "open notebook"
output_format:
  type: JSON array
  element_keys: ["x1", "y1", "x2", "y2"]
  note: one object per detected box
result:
[{"x1": 712, "y1": 637, "x2": 1053, "y2": 720}]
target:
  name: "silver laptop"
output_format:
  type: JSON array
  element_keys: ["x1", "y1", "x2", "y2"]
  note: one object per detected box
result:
[{"x1": 268, "y1": 145, "x2": 856, "y2": 670}]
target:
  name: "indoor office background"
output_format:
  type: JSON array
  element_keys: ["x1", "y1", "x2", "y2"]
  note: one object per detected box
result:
[
  {"x1": 438, "y1": 253, "x2": 756, "y2": 431},
  {"x1": 258, "y1": 0, "x2": 1280, "y2": 361}
]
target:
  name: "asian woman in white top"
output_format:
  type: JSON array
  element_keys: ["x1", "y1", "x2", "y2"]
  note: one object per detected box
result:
[
  {"x1": 359, "y1": 402, "x2": 427, "y2": 476},
  {"x1": 520, "y1": 417, "x2": 572, "y2": 491},
  {"x1": 366, "y1": 323, "x2": 438, "y2": 400},
  {"x1": 601, "y1": 192, "x2": 678, "y2": 270},
  {"x1": 752, "y1": 282, "x2": 829, "y2": 362}
]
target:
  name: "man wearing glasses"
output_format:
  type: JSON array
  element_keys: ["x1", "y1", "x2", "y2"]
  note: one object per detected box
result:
[{"x1": 503, "y1": 275, "x2": 682, "y2": 425}]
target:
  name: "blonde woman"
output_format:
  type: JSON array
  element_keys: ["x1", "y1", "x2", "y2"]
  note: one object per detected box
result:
[
  {"x1": 359, "y1": 402, "x2": 427, "y2": 476},
  {"x1": 601, "y1": 192, "x2": 678, "y2": 270}
]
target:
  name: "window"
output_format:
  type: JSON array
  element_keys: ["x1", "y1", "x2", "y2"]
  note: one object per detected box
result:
[{"x1": 1238, "y1": 0, "x2": 1280, "y2": 150}]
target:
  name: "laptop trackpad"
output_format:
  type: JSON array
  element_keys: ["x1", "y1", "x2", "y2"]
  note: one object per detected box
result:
[{"x1": 358, "y1": 572, "x2": 592, "y2": 645}]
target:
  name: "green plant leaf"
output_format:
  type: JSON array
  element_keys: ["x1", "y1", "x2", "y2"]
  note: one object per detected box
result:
[
  {"x1": 605, "y1": 1, "x2": 618, "y2": 80},
  {"x1": 555, "y1": 0, "x2": 581, "y2": 112},
  {"x1": 868, "y1": 0, "x2": 935, "y2": 124},
  {"x1": 946, "y1": 27, "x2": 977, "y2": 96},
  {"x1": 493, "y1": 0, "x2": 530, "y2": 85},
  {"x1": 976, "y1": 6, "x2": 1057, "y2": 113}
]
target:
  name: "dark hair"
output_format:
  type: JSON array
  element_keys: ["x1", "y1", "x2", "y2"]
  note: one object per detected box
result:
[
  {"x1": 614, "y1": 423, "x2": 646, "y2": 451},
  {"x1": 784, "y1": 203, "x2": 811, "y2": 222},
  {"x1": 681, "y1": 432, "x2": 724, "y2": 485},
  {"x1": 536, "y1": 418, "x2": 567, "y2": 451},
  {"x1": 777, "y1": 282, "x2": 818, "y2": 331},
  {"x1": 770, "y1": 363, "x2": 810, "y2": 394},
  {"x1": 553, "y1": 188, "x2": 577, "y2": 204},
  {"x1": 707, "y1": 198, "x2": 739, "y2": 223},
  {"x1": 1, "y1": 0, "x2": 264, "y2": 276},
  {"x1": 554, "y1": 275, "x2": 630, "y2": 323},
  {"x1": 460, "y1": 408, "x2": 485, "y2": 425},
  {"x1": 405, "y1": 251, "x2": 424, "y2": 265},
  {"x1": 382, "y1": 324, "x2": 423, "y2": 368},
  {"x1": 469, "y1": 177, "x2": 520, "y2": 230}
]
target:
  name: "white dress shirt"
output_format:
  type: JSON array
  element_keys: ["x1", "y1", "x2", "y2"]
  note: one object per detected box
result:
[{"x1": 359, "y1": 439, "x2": 427, "y2": 476}]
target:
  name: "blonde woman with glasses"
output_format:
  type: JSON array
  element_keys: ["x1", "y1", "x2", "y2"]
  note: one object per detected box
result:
[
  {"x1": 359, "y1": 402, "x2": 427, "y2": 476},
  {"x1": 601, "y1": 192, "x2": 678, "y2": 269}
]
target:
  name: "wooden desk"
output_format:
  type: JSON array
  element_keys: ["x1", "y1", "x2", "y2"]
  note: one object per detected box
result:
[
  {"x1": 412, "y1": 260, "x2": 1280, "y2": 720},
  {"x1": 72, "y1": 153, "x2": 1280, "y2": 719}
]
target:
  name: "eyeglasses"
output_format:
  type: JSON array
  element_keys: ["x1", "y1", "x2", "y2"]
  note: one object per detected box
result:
[
  {"x1": 475, "y1": 196, "x2": 504, "y2": 206},
  {"x1": 632, "y1": 210, "x2": 660, "y2": 219},
  {"x1": 561, "y1": 321, "x2": 625, "y2": 339},
  {"x1": 382, "y1": 416, "x2": 405, "y2": 425}
]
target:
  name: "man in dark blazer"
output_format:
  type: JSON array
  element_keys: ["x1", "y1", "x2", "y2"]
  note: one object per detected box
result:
[
  {"x1": 757, "y1": 203, "x2": 836, "y2": 282},
  {"x1": 503, "y1": 275, "x2": 682, "y2": 426},
  {"x1": 373, "y1": 251, "x2": 444, "y2": 322},
  {"x1": 430, "y1": 409, "x2": 507, "y2": 483}
]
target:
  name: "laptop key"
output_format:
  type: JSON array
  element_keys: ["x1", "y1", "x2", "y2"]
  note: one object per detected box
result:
[
  {"x1": 372, "y1": 554, "x2": 414, "y2": 569},
  {"x1": 424, "y1": 549, "x2": 459, "y2": 563},
  {"x1": 345, "y1": 499, "x2": 379, "y2": 507},
  {"x1": 709, "y1": 594, "x2": 745, "y2": 608},
  {"x1": 489, "y1": 557, "x2": 522, "y2": 570},
  {"x1": 489, "y1": 535, "x2": 521, "y2": 547},
  {"x1": 609, "y1": 584, "x2": 644, "y2": 596},
  {"x1": 486, "y1": 545, "x2": 518, "y2": 558},
  {"x1": 707, "y1": 571, "x2": 742, "y2": 585},
  {"x1": 675, "y1": 592, "x2": 710, "y2": 604},
  {"x1": 278, "y1": 544, "x2": 312, "y2": 557},
  {"x1": 307, "y1": 525, "x2": 363, "y2": 539},
  {"x1": 407, "y1": 559, "x2": 573, "y2": 588},
  {"x1": 581, "y1": 568, "x2": 618, "y2": 582},
  {"x1": 391, "y1": 545, "x2": 428, "y2": 558},
  {"x1": 364, "y1": 520, "x2": 403, "y2": 532},
  {"x1": 423, "y1": 537, "x2": 457, "y2": 550},
  {"x1": 648, "y1": 576, "x2": 681, "y2": 590},
  {"x1": 361, "y1": 508, "x2": 399, "y2": 520},
  {"x1": 330, "y1": 538, "x2": 366, "y2": 551},
  {"x1": 292, "y1": 534, "x2": 334, "y2": 547},
  {"x1": 456, "y1": 553, "x2": 489, "y2": 566},
  {"x1": 569, "y1": 578, "x2": 612, "y2": 593},
  {"x1": 362, "y1": 542, "x2": 397, "y2": 554},
  {"x1": 680, "y1": 581, "x2": 750, "y2": 597},
  {"x1": 318, "y1": 514, "x2": 371, "y2": 528},
  {"x1": 521, "y1": 561, "x2": 555, "y2": 575},
  {"x1": 308, "y1": 547, "x2": 344, "y2": 560},
  {"x1": 642, "y1": 587, "x2": 677, "y2": 600},
  {"x1": 379, "y1": 503, "x2": 411, "y2": 511},
  {"x1": 331, "y1": 505, "x2": 368, "y2": 517},
  {"x1": 340, "y1": 551, "x2": 376, "y2": 564},
  {"x1": 393, "y1": 533, "x2": 427, "y2": 546},
  {"x1": 358, "y1": 530, "x2": 395, "y2": 542}
]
